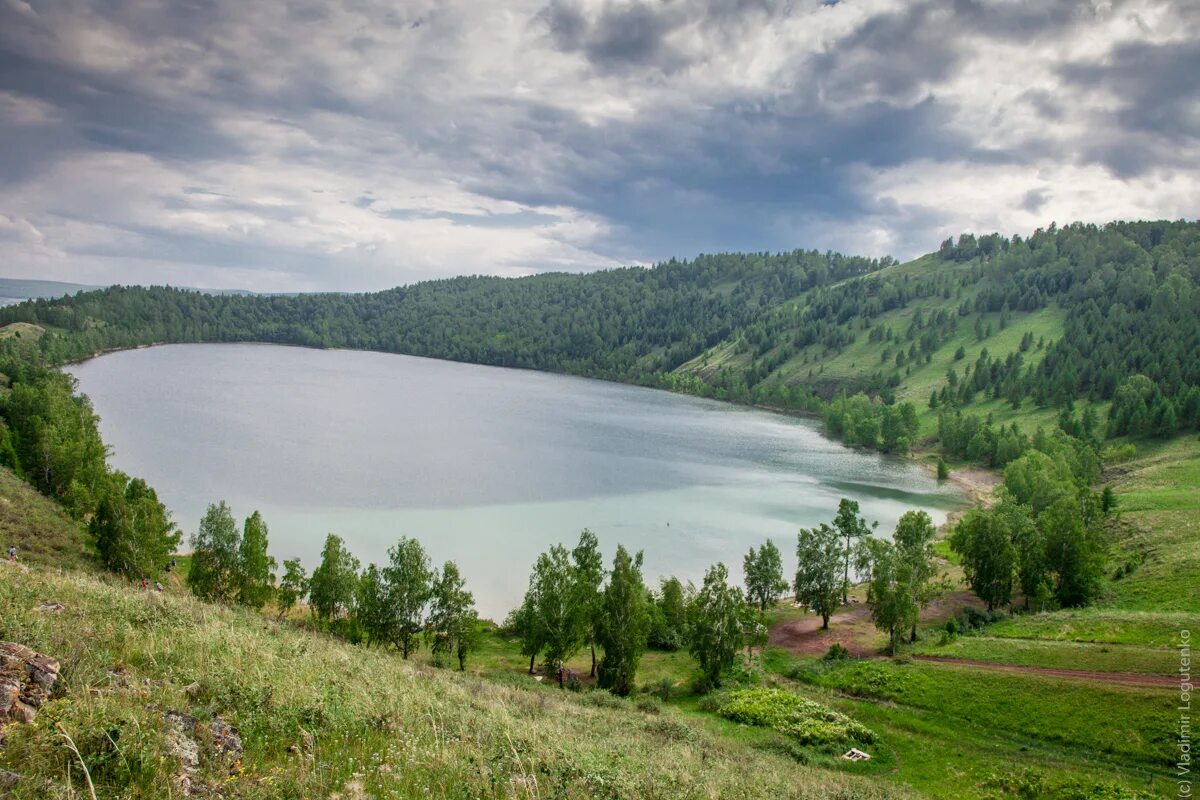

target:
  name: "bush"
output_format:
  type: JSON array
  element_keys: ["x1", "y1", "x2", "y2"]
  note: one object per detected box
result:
[
  {"x1": 712, "y1": 687, "x2": 875, "y2": 748},
  {"x1": 1100, "y1": 443, "x2": 1137, "y2": 464},
  {"x1": 824, "y1": 662, "x2": 911, "y2": 700},
  {"x1": 823, "y1": 643, "x2": 851, "y2": 661},
  {"x1": 635, "y1": 696, "x2": 662, "y2": 715},
  {"x1": 956, "y1": 607, "x2": 991, "y2": 632}
]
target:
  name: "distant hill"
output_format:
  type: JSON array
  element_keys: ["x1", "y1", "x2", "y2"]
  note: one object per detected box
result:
[
  {"x1": 0, "y1": 277, "x2": 261, "y2": 306},
  {"x1": 0, "y1": 278, "x2": 98, "y2": 304}
]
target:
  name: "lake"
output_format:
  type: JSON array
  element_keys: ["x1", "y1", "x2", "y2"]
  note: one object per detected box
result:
[{"x1": 69, "y1": 344, "x2": 962, "y2": 618}]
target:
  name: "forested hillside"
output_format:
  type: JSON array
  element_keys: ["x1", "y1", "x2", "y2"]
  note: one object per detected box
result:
[
  {"x1": 4, "y1": 222, "x2": 1198, "y2": 443},
  {"x1": 0, "y1": 250, "x2": 888, "y2": 379}
]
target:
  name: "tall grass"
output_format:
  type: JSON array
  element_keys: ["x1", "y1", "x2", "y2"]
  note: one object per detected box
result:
[{"x1": 0, "y1": 565, "x2": 902, "y2": 799}]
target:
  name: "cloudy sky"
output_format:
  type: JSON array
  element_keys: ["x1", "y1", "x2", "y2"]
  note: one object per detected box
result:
[{"x1": 0, "y1": 0, "x2": 1197, "y2": 292}]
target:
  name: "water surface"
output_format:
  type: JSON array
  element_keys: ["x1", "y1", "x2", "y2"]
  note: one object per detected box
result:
[{"x1": 70, "y1": 344, "x2": 962, "y2": 617}]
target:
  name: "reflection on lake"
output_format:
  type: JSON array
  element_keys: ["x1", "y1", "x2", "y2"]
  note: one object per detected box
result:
[{"x1": 70, "y1": 344, "x2": 962, "y2": 617}]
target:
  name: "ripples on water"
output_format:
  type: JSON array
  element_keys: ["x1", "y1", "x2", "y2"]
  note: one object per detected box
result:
[{"x1": 70, "y1": 344, "x2": 963, "y2": 617}]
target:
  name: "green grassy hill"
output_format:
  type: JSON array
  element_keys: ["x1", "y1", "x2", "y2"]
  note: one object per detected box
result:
[
  {"x1": 0, "y1": 465, "x2": 93, "y2": 572},
  {"x1": 0, "y1": 563, "x2": 900, "y2": 800}
]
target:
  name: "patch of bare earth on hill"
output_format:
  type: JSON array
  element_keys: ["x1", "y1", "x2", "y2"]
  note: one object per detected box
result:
[
  {"x1": 770, "y1": 591, "x2": 984, "y2": 658},
  {"x1": 946, "y1": 467, "x2": 1000, "y2": 507},
  {"x1": 769, "y1": 603, "x2": 879, "y2": 657},
  {"x1": 769, "y1": 594, "x2": 1175, "y2": 688}
]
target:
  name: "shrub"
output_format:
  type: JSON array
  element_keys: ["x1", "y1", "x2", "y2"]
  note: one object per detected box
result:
[
  {"x1": 1100, "y1": 443, "x2": 1137, "y2": 464},
  {"x1": 956, "y1": 606, "x2": 994, "y2": 632},
  {"x1": 713, "y1": 687, "x2": 875, "y2": 748},
  {"x1": 823, "y1": 643, "x2": 851, "y2": 661},
  {"x1": 635, "y1": 696, "x2": 662, "y2": 715}
]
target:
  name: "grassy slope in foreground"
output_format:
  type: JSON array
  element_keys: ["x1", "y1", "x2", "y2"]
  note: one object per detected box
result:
[
  {"x1": 0, "y1": 465, "x2": 93, "y2": 572},
  {"x1": 0, "y1": 564, "x2": 902, "y2": 800}
]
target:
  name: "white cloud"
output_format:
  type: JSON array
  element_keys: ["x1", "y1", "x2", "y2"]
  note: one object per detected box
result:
[{"x1": 0, "y1": 0, "x2": 1196, "y2": 289}]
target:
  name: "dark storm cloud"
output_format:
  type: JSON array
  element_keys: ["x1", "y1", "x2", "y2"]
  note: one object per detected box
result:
[
  {"x1": 1059, "y1": 39, "x2": 1200, "y2": 176},
  {"x1": 539, "y1": 0, "x2": 786, "y2": 74},
  {"x1": 0, "y1": 0, "x2": 1196, "y2": 290}
]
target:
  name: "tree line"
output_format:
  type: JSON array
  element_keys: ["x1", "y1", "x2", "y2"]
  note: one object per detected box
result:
[
  {"x1": 0, "y1": 357, "x2": 180, "y2": 578},
  {"x1": 949, "y1": 426, "x2": 1113, "y2": 611},
  {"x1": 186, "y1": 504, "x2": 480, "y2": 670}
]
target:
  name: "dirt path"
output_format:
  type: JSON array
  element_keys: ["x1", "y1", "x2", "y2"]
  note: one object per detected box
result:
[
  {"x1": 769, "y1": 603, "x2": 1176, "y2": 688},
  {"x1": 912, "y1": 656, "x2": 1176, "y2": 688}
]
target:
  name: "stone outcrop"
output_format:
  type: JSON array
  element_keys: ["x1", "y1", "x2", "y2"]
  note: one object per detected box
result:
[
  {"x1": 163, "y1": 710, "x2": 244, "y2": 796},
  {"x1": 0, "y1": 642, "x2": 60, "y2": 728}
]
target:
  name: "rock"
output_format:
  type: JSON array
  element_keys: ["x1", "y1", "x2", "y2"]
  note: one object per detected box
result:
[
  {"x1": 163, "y1": 711, "x2": 200, "y2": 796},
  {"x1": 0, "y1": 642, "x2": 60, "y2": 727},
  {"x1": 164, "y1": 711, "x2": 200, "y2": 767},
  {"x1": 209, "y1": 718, "x2": 243, "y2": 761},
  {"x1": 162, "y1": 710, "x2": 244, "y2": 794},
  {"x1": 0, "y1": 768, "x2": 19, "y2": 790}
]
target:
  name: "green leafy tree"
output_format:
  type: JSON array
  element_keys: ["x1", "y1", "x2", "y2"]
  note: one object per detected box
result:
[
  {"x1": 383, "y1": 536, "x2": 434, "y2": 658},
  {"x1": 187, "y1": 501, "x2": 241, "y2": 603},
  {"x1": 571, "y1": 529, "x2": 606, "y2": 677},
  {"x1": 596, "y1": 546, "x2": 651, "y2": 696},
  {"x1": 530, "y1": 544, "x2": 584, "y2": 684},
  {"x1": 308, "y1": 533, "x2": 360, "y2": 623},
  {"x1": 794, "y1": 522, "x2": 844, "y2": 628},
  {"x1": 1004, "y1": 501, "x2": 1048, "y2": 610},
  {"x1": 1101, "y1": 486, "x2": 1118, "y2": 515},
  {"x1": 949, "y1": 507, "x2": 1016, "y2": 610},
  {"x1": 1002, "y1": 451, "x2": 1076, "y2": 513},
  {"x1": 648, "y1": 576, "x2": 688, "y2": 651},
  {"x1": 237, "y1": 511, "x2": 276, "y2": 609},
  {"x1": 1, "y1": 372, "x2": 109, "y2": 517},
  {"x1": 859, "y1": 538, "x2": 918, "y2": 654},
  {"x1": 1039, "y1": 493, "x2": 1107, "y2": 607},
  {"x1": 354, "y1": 563, "x2": 392, "y2": 646},
  {"x1": 90, "y1": 471, "x2": 179, "y2": 579},
  {"x1": 936, "y1": 458, "x2": 950, "y2": 480},
  {"x1": 428, "y1": 561, "x2": 479, "y2": 670},
  {"x1": 743, "y1": 539, "x2": 788, "y2": 611},
  {"x1": 833, "y1": 498, "x2": 874, "y2": 603},
  {"x1": 739, "y1": 603, "x2": 769, "y2": 665},
  {"x1": 687, "y1": 562, "x2": 746, "y2": 690},
  {"x1": 891, "y1": 511, "x2": 943, "y2": 642},
  {"x1": 276, "y1": 558, "x2": 308, "y2": 619},
  {"x1": 510, "y1": 589, "x2": 543, "y2": 674}
]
